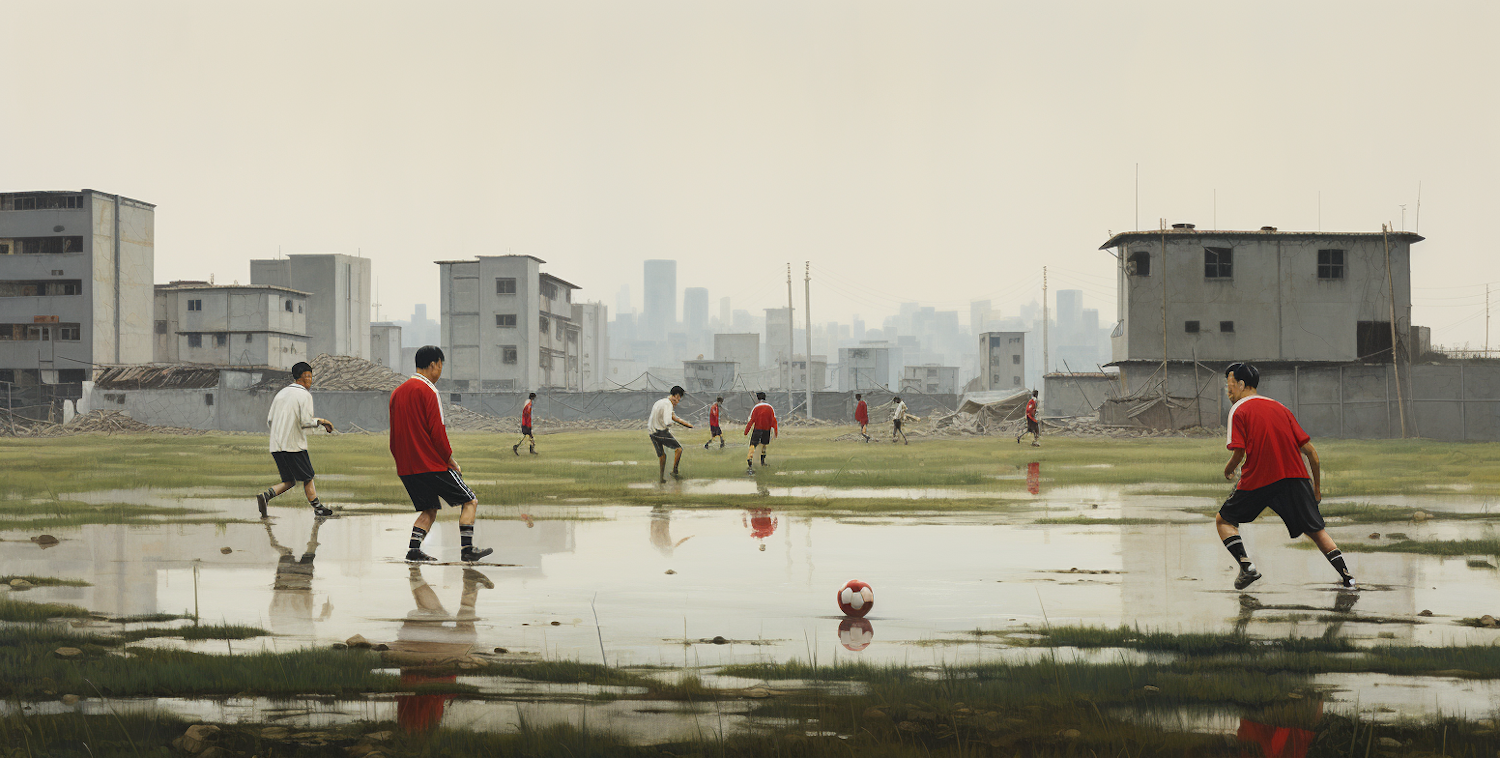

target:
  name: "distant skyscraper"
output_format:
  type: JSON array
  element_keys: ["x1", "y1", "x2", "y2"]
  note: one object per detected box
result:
[
  {"x1": 719, "y1": 297, "x2": 731, "y2": 327},
  {"x1": 642, "y1": 260, "x2": 676, "y2": 340},
  {"x1": 616, "y1": 285, "x2": 632, "y2": 315},
  {"x1": 970, "y1": 300, "x2": 991, "y2": 332},
  {"x1": 683, "y1": 287, "x2": 709, "y2": 333},
  {"x1": 1056, "y1": 290, "x2": 1083, "y2": 338}
]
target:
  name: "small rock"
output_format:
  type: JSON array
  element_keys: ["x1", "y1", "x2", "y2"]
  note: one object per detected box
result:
[
  {"x1": 1061, "y1": 729, "x2": 1082, "y2": 740},
  {"x1": 550, "y1": 621, "x2": 561, "y2": 626},
  {"x1": 493, "y1": 647, "x2": 508, "y2": 654},
  {"x1": 1419, "y1": 609, "x2": 1433, "y2": 617},
  {"x1": 9, "y1": 579, "x2": 32, "y2": 589},
  {"x1": 372, "y1": 643, "x2": 389, "y2": 651},
  {"x1": 746, "y1": 687, "x2": 769, "y2": 698},
  {"x1": 220, "y1": 547, "x2": 233, "y2": 554},
  {"x1": 53, "y1": 647, "x2": 82, "y2": 659},
  {"x1": 173, "y1": 724, "x2": 221, "y2": 753},
  {"x1": 1411, "y1": 511, "x2": 1430, "y2": 522},
  {"x1": 711, "y1": 636, "x2": 728, "y2": 644},
  {"x1": 665, "y1": 569, "x2": 676, "y2": 575},
  {"x1": 1368, "y1": 533, "x2": 1380, "y2": 539},
  {"x1": 331, "y1": 643, "x2": 347, "y2": 650},
  {"x1": 31, "y1": 535, "x2": 59, "y2": 546},
  {"x1": 1378, "y1": 737, "x2": 1401, "y2": 748},
  {"x1": 60, "y1": 694, "x2": 80, "y2": 705},
  {"x1": 897, "y1": 721, "x2": 923, "y2": 733},
  {"x1": 1287, "y1": 692, "x2": 1304, "y2": 699},
  {"x1": 345, "y1": 634, "x2": 373, "y2": 649},
  {"x1": 1142, "y1": 685, "x2": 1160, "y2": 692},
  {"x1": 363, "y1": 731, "x2": 394, "y2": 743},
  {"x1": 1481, "y1": 615, "x2": 1497, "y2": 628}
]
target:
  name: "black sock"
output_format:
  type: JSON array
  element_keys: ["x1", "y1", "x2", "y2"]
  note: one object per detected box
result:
[
  {"x1": 1324, "y1": 549, "x2": 1353, "y2": 581},
  {"x1": 308, "y1": 497, "x2": 321, "y2": 509},
  {"x1": 409, "y1": 526, "x2": 427, "y2": 550},
  {"x1": 460, "y1": 524, "x2": 474, "y2": 549},
  {"x1": 262, "y1": 487, "x2": 281, "y2": 501},
  {"x1": 760, "y1": 455, "x2": 766, "y2": 464},
  {"x1": 1223, "y1": 535, "x2": 1254, "y2": 570}
]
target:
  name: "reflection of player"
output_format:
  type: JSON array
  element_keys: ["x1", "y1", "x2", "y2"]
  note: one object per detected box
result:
[
  {"x1": 264, "y1": 516, "x2": 332, "y2": 638},
  {"x1": 1235, "y1": 588, "x2": 1359, "y2": 638},
  {"x1": 1026, "y1": 461, "x2": 1041, "y2": 495},
  {"x1": 744, "y1": 508, "x2": 777, "y2": 551},
  {"x1": 1236, "y1": 699, "x2": 1322, "y2": 758},
  {"x1": 839, "y1": 617, "x2": 874, "y2": 652},
  {"x1": 391, "y1": 565, "x2": 492, "y2": 734},
  {"x1": 649, "y1": 505, "x2": 694, "y2": 556}
]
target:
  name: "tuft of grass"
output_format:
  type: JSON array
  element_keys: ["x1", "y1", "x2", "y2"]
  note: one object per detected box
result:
[
  {"x1": 0, "y1": 575, "x2": 91, "y2": 587},
  {"x1": 113, "y1": 623, "x2": 270, "y2": 643},
  {"x1": 1340, "y1": 538, "x2": 1500, "y2": 556},
  {"x1": 0, "y1": 596, "x2": 92, "y2": 621}
]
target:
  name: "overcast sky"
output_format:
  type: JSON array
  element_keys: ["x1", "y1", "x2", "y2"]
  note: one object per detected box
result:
[{"x1": 5, "y1": 2, "x2": 1496, "y2": 346}]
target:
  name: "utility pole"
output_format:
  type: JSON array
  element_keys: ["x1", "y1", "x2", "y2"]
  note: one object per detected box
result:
[
  {"x1": 1041, "y1": 267, "x2": 1049, "y2": 379},
  {"x1": 786, "y1": 263, "x2": 794, "y2": 416},
  {"x1": 804, "y1": 262, "x2": 813, "y2": 420},
  {"x1": 1487, "y1": 283, "x2": 1491, "y2": 355},
  {"x1": 1384, "y1": 224, "x2": 1407, "y2": 438},
  {"x1": 1160, "y1": 219, "x2": 1170, "y2": 421}
]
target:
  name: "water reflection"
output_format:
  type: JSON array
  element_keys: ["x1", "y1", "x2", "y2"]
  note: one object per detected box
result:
[
  {"x1": 380, "y1": 565, "x2": 491, "y2": 734},
  {"x1": 1026, "y1": 462, "x2": 1041, "y2": 495},
  {"x1": 744, "y1": 508, "x2": 777, "y2": 551},
  {"x1": 265, "y1": 517, "x2": 331, "y2": 638},
  {"x1": 1233, "y1": 590, "x2": 1361, "y2": 638},
  {"x1": 838, "y1": 617, "x2": 873, "y2": 651},
  {"x1": 1236, "y1": 699, "x2": 1322, "y2": 758},
  {"x1": 649, "y1": 506, "x2": 693, "y2": 556}
]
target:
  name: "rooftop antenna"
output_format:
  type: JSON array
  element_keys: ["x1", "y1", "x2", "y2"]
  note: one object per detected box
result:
[
  {"x1": 1400, "y1": 205, "x2": 1407, "y2": 231},
  {"x1": 1134, "y1": 163, "x2": 1139, "y2": 231},
  {"x1": 1415, "y1": 181, "x2": 1422, "y2": 234},
  {"x1": 374, "y1": 278, "x2": 382, "y2": 321},
  {"x1": 1317, "y1": 191, "x2": 1321, "y2": 232}
]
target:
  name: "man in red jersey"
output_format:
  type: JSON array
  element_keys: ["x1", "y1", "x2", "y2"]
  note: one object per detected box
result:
[
  {"x1": 744, "y1": 391, "x2": 778, "y2": 475},
  {"x1": 513, "y1": 392, "x2": 537, "y2": 456},
  {"x1": 703, "y1": 396, "x2": 725, "y2": 449},
  {"x1": 390, "y1": 346, "x2": 493, "y2": 563},
  {"x1": 1217, "y1": 362, "x2": 1353, "y2": 590},
  {"x1": 1017, "y1": 390, "x2": 1041, "y2": 447},
  {"x1": 854, "y1": 393, "x2": 870, "y2": 442}
]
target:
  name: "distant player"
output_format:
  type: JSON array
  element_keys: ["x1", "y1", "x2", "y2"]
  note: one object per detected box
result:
[
  {"x1": 1017, "y1": 390, "x2": 1041, "y2": 447},
  {"x1": 703, "y1": 396, "x2": 725, "y2": 449},
  {"x1": 649, "y1": 386, "x2": 692, "y2": 483},
  {"x1": 855, "y1": 393, "x2": 870, "y2": 442},
  {"x1": 513, "y1": 393, "x2": 537, "y2": 456},
  {"x1": 256, "y1": 361, "x2": 335, "y2": 518},
  {"x1": 745, "y1": 392, "x2": 778, "y2": 474},
  {"x1": 390, "y1": 346, "x2": 493, "y2": 564},
  {"x1": 890, "y1": 396, "x2": 908, "y2": 445},
  {"x1": 1216, "y1": 362, "x2": 1353, "y2": 591}
]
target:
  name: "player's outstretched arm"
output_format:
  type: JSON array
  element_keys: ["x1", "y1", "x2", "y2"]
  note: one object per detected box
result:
[{"x1": 1301, "y1": 441, "x2": 1321, "y2": 500}]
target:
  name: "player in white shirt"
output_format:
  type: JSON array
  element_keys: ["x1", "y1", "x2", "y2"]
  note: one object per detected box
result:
[
  {"x1": 890, "y1": 396, "x2": 909, "y2": 445},
  {"x1": 649, "y1": 386, "x2": 693, "y2": 483},
  {"x1": 256, "y1": 361, "x2": 334, "y2": 518}
]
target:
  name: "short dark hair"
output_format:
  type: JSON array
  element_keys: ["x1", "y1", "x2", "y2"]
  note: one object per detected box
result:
[
  {"x1": 756, "y1": 391, "x2": 766, "y2": 400},
  {"x1": 291, "y1": 361, "x2": 312, "y2": 380},
  {"x1": 528, "y1": 392, "x2": 536, "y2": 399},
  {"x1": 894, "y1": 396, "x2": 901, "y2": 402},
  {"x1": 856, "y1": 393, "x2": 862, "y2": 400},
  {"x1": 669, "y1": 385, "x2": 685, "y2": 397},
  {"x1": 1225, "y1": 362, "x2": 1259, "y2": 389},
  {"x1": 1032, "y1": 390, "x2": 1039, "y2": 397},
  {"x1": 415, "y1": 345, "x2": 444, "y2": 370},
  {"x1": 715, "y1": 397, "x2": 723, "y2": 403}
]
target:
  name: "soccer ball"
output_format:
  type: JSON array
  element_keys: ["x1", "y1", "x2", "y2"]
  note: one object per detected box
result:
[
  {"x1": 839, "y1": 617, "x2": 874, "y2": 651},
  {"x1": 837, "y1": 579, "x2": 874, "y2": 618}
]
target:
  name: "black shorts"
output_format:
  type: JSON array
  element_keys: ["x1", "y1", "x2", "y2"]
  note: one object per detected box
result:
[
  {"x1": 893, "y1": 419, "x2": 903, "y2": 431},
  {"x1": 1027, "y1": 418, "x2": 1040, "y2": 434},
  {"x1": 521, "y1": 425, "x2": 533, "y2": 436},
  {"x1": 650, "y1": 430, "x2": 681, "y2": 456},
  {"x1": 749, "y1": 428, "x2": 772, "y2": 447},
  {"x1": 710, "y1": 425, "x2": 722, "y2": 436},
  {"x1": 1219, "y1": 477, "x2": 1324, "y2": 538},
  {"x1": 272, "y1": 451, "x2": 315, "y2": 483},
  {"x1": 400, "y1": 469, "x2": 478, "y2": 511}
]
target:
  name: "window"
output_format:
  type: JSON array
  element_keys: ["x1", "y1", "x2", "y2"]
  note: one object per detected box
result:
[
  {"x1": 496, "y1": 278, "x2": 517, "y2": 295},
  {"x1": 1012, "y1": 354, "x2": 1021, "y2": 364},
  {"x1": 285, "y1": 299, "x2": 294, "y2": 312},
  {"x1": 58, "y1": 325, "x2": 80, "y2": 341},
  {"x1": 0, "y1": 244, "x2": 8, "y2": 255},
  {"x1": 246, "y1": 333, "x2": 254, "y2": 343},
  {"x1": 495, "y1": 314, "x2": 516, "y2": 327},
  {"x1": 502, "y1": 346, "x2": 518, "y2": 364},
  {"x1": 1185, "y1": 321, "x2": 1200, "y2": 333},
  {"x1": 1127, "y1": 251, "x2": 1150, "y2": 277},
  {"x1": 556, "y1": 322, "x2": 565, "y2": 339},
  {"x1": 187, "y1": 333, "x2": 202, "y2": 348},
  {"x1": 155, "y1": 320, "x2": 168, "y2": 334},
  {"x1": 539, "y1": 316, "x2": 550, "y2": 334},
  {"x1": 1357, "y1": 321, "x2": 1393, "y2": 361},
  {"x1": 1204, "y1": 247, "x2": 1233, "y2": 278},
  {"x1": 927, "y1": 368, "x2": 938, "y2": 377},
  {"x1": 927, "y1": 383, "x2": 938, "y2": 392},
  {"x1": 541, "y1": 282, "x2": 558, "y2": 300},
  {"x1": 1012, "y1": 376, "x2": 1020, "y2": 385},
  {"x1": 204, "y1": 394, "x2": 214, "y2": 406},
  {"x1": 7, "y1": 236, "x2": 84, "y2": 254},
  {"x1": 0, "y1": 280, "x2": 83, "y2": 297},
  {"x1": 298, "y1": 304, "x2": 302, "y2": 313},
  {"x1": 1318, "y1": 249, "x2": 1345, "y2": 279},
  {"x1": 188, "y1": 299, "x2": 202, "y2": 312},
  {"x1": 1219, "y1": 321, "x2": 1234, "y2": 333},
  {"x1": 213, "y1": 333, "x2": 227, "y2": 347}
]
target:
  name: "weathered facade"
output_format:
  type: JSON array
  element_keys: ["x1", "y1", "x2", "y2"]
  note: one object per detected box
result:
[
  {"x1": 978, "y1": 332, "x2": 1026, "y2": 392},
  {"x1": 1042, "y1": 371, "x2": 1118, "y2": 417},
  {"x1": 901, "y1": 364, "x2": 960, "y2": 395},
  {"x1": 250, "y1": 253, "x2": 372, "y2": 360},
  {"x1": 775, "y1": 355, "x2": 828, "y2": 391},
  {"x1": 438, "y1": 255, "x2": 585, "y2": 391},
  {"x1": 838, "y1": 343, "x2": 892, "y2": 391},
  {"x1": 369, "y1": 322, "x2": 402, "y2": 369},
  {"x1": 572, "y1": 301, "x2": 609, "y2": 391},
  {"x1": 154, "y1": 283, "x2": 310, "y2": 370},
  {"x1": 683, "y1": 359, "x2": 736, "y2": 393}
]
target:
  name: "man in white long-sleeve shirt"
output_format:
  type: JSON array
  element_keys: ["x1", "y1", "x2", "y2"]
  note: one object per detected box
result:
[{"x1": 257, "y1": 361, "x2": 335, "y2": 518}]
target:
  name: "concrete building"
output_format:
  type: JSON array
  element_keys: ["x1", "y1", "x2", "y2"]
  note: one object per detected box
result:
[
  {"x1": 715, "y1": 332, "x2": 760, "y2": 372},
  {"x1": 764, "y1": 307, "x2": 795, "y2": 375},
  {"x1": 1042, "y1": 371, "x2": 1118, "y2": 417},
  {"x1": 775, "y1": 355, "x2": 828, "y2": 391},
  {"x1": 370, "y1": 322, "x2": 402, "y2": 369},
  {"x1": 979, "y1": 332, "x2": 1027, "y2": 392},
  {"x1": 901, "y1": 365, "x2": 960, "y2": 395},
  {"x1": 0, "y1": 189, "x2": 155, "y2": 385},
  {"x1": 437, "y1": 255, "x2": 583, "y2": 391},
  {"x1": 683, "y1": 359, "x2": 736, "y2": 393},
  {"x1": 642, "y1": 259, "x2": 676, "y2": 340},
  {"x1": 250, "y1": 253, "x2": 371, "y2": 360},
  {"x1": 683, "y1": 287, "x2": 709, "y2": 334},
  {"x1": 154, "y1": 283, "x2": 310, "y2": 370},
  {"x1": 838, "y1": 343, "x2": 892, "y2": 391},
  {"x1": 396, "y1": 303, "x2": 439, "y2": 347},
  {"x1": 572, "y1": 301, "x2": 609, "y2": 391}
]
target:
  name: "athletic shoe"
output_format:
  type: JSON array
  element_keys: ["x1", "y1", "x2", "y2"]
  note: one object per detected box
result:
[
  {"x1": 1339, "y1": 577, "x2": 1359, "y2": 590},
  {"x1": 704, "y1": 442, "x2": 710, "y2": 449},
  {"x1": 1031, "y1": 441, "x2": 1040, "y2": 447},
  {"x1": 311, "y1": 502, "x2": 334, "y2": 518},
  {"x1": 406, "y1": 549, "x2": 437, "y2": 563},
  {"x1": 256, "y1": 493, "x2": 269, "y2": 519},
  {"x1": 719, "y1": 441, "x2": 725, "y2": 449},
  {"x1": 745, "y1": 466, "x2": 755, "y2": 476},
  {"x1": 464, "y1": 568, "x2": 495, "y2": 589},
  {"x1": 1233, "y1": 565, "x2": 1262, "y2": 590},
  {"x1": 670, "y1": 470, "x2": 682, "y2": 480},
  {"x1": 529, "y1": 449, "x2": 538, "y2": 455},
  {"x1": 461, "y1": 546, "x2": 494, "y2": 563},
  {"x1": 512, "y1": 444, "x2": 520, "y2": 456}
]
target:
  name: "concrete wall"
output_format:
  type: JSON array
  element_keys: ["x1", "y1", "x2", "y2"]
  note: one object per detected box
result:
[
  {"x1": 370, "y1": 323, "x2": 402, "y2": 368},
  {"x1": 838, "y1": 345, "x2": 891, "y2": 391},
  {"x1": 573, "y1": 302, "x2": 608, "y2": 390},
  {"x1": 1043, "y1": 373, "x2": 1119, "y2": 417}
]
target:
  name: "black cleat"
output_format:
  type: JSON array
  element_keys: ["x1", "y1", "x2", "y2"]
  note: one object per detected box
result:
[
  {"x1": 461, "y1": 546, "x2": 494, "y2": 563},
  {"x1": 670, "y1": 470, "x2": 682, "y2": 480},
  {"x1": 256, "y1": 493, "x2": 269, "y2": 518},
  {"x1": 1339, "y1": 577, "x2": 1359, "y2": 591},
  {"x1": 406, "y1": 549, "x2": 437, "y2": 563},
  {"x1": 1234, "y1": 565, "x2": 1262, "y2": 590},
  {"x1": 512, "y1": 444, "x2": 520, "y2": 456},
  {"x1": 529, "y1": 448, "x2": 538, "y2": 455},
  {"x1": 719, "y1": 441, "x2": 725, "y2": 449},
  {"x1": 704, "y1": 442, "x2": 710, "y2": 449},
  {"x1": 311, "y1": 502, "x2": 334, "y2": 518}
]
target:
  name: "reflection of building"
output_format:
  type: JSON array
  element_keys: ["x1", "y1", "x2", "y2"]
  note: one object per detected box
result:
[
  {"x1": 154, "y1": 283, "x2": 310, "y2": 370},
  {"x1": 250, "y1": 253, "x2": 372, "y2": 360}
]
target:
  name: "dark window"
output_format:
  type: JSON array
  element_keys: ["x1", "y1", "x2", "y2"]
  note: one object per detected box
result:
[
  {"x1": 1318, "y1": 249, "x2": 1345, "y2": 279},
  {"x1": 246, "y1": 333, "x2": 254, "y2": 343},
  {"x1": 496, "y1": 314, "x2": 516, "y2": 327},
  {"x1": 0, "y1": 244, "x2": 8, "y2": 255},
  {"x1": 541, "y1": 282, "x2": 558, "y2": 300},
  {"x1": 989, "y1": 336, "x2": 1002, "y2": 347},
  {"x1": 1127, "y1": 251, "x2": 1150, "y2": 277},
  {"x1": 1012, "y1": 354, "x2": 1021, "y2": 364},
  {"x1": 155, "y1": 320, "x2": 168, "y2": 335},
  {"x1": 496, "y1": 278, "x2": 517, "y2": 295},
  {"x1": 539, "y1": 316, "x2": 550, "y2": 334},
  {"x1": 204, "y1": 393, "x2": 214, "y2": 406},
  {"x1": 298, "y1": 304, "x2": 302, "y2": 313},
  {"x1": 58, "y1": 325, "x2": 80, "y2": 341},
  {"x1": 285, "y1": 299, "x2": 294, "y2": 312},
  {"x1": 1357, "y1": 321, "x2": 1394, "y2": 361},
  {"x1": 1204, "y1": 247, "x2": 1233, "y2": 278},
  {"x1": 1219, "y1": 321, "x2": 1234, "y2": 333},
  {"x1": 12, "y1": 236, "x2": 84, "y2": 255},
  {"x1": 188, "y1": 299, "x2": 202, "y2": 311},
  {"x1": 0, "y1": 279, "x2": 83, "y2": 297},
  {"x1": 213, "y1": 333, "x2": 227, "y2": 347},
  {"x1": 1185, "y1": 321, "x2": 1200, "y2": 333},
  {"x1": 187, "y1": 333, "x2": 202, "y2": 348},
  {"x1": 502, "y1": 346, "x2": 518, "y2": 364}
]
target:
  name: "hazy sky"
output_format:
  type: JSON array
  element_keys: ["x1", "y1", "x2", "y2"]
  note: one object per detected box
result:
[{"x1": 5, "y1": 2, "x2": 1497, "y2": 346}]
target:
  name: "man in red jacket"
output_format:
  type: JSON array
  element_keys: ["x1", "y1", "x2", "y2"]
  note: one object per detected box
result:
[
  {"x1": 390, "y1": 346, "x2": 493, "y2": 563},
  {"x1": 854, "y1": 393, "x2": 870, "y2": 442},
  {"x1": 744, "y1": 391, "x2": 777, "y2": 475},
  {"x1": 513, "y1": 392, "x2": 537, "y2": 456},
  {"x1": 703, "y1": 396, "x2": 725, "y2": 449},
  {"x1": 1017, "y1": 390, "x2": 1041, "y2": 447}
]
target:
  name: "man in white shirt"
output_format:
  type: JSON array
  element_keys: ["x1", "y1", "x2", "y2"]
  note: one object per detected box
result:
[
  {"x1": 649, "y1": 385, "x2": 693, "y2": 483},
  {"x1": 891, "y1": 396, "x2": 909, "y2": 445},
  {"x1": 257, "y1": 361, "x2": 334, "y2": 518}
]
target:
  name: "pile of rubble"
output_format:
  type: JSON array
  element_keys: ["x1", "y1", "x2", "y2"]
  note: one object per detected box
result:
[
  {"x1": 0, "y1": 409, "x2": 205, "y2": 438},
  {"x1": 1043, "y1": 416, "x2": 1221, "y2": 439},
  {"x1": 251, "y1": 354, "x2": 407, "y2": 393}
]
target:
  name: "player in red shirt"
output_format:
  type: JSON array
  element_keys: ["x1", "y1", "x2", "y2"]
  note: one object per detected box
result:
[
  {"x1": 1217, "y1": 362, "x2": 1353, "y2": 590},
  {"x1": 389, "y1": 346, "x2": 492, "y2": 563},
  {"x1": 1017, "y1": 390, "x2": 1041, "y2": 447},
  {"x1": 854, "y1": 394, "x2": 870, "y2": 442},
  {"x1": 703, "y1": 396, "x2": 725, "y2": 449},
  {"x1": 513, "y1": 392, "x2": 537, "y2": 456},
  {"x1": 744, "y1": 392, "x2": 778, "y2": 475}
]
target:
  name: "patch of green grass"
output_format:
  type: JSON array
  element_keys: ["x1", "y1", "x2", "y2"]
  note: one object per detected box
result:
[
  {"x1": 113, "y1": 623, "x2": 269, "y2": 644},
  {"x1": 108, "y1": 612, "x2": 193, "y2": 624},
  {"x1": 484, "y1": 659, "x2": 654, "y2": 688},
  {"x1": 1032, "y1": 516, "x2": 1184, "y2": 525},
  {"x1": 1341, "y1": 538, "x2": 1500, "y2": 556},
  {"x1": 1021, "y1": 625, "x2": 1357, "y2": 656},
  {"x1": 0, "y1": 596, "x2": 92, "y2": 621},
  {"x1": 0, "y1": 575, "x2": 90, "y2": 587}
]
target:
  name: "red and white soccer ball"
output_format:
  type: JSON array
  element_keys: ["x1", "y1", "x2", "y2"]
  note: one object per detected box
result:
[
  {"x1": 839, "y1": 617, "x2": 874, "y2": 652},
  {"x1": 837, "y1": 579, "x2": 874, "y2": 618}
]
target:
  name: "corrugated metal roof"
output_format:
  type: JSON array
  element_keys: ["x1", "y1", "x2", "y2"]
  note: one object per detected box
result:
[{"x1": 93, "y1": 365, "x2": 221, "y2": 389}]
